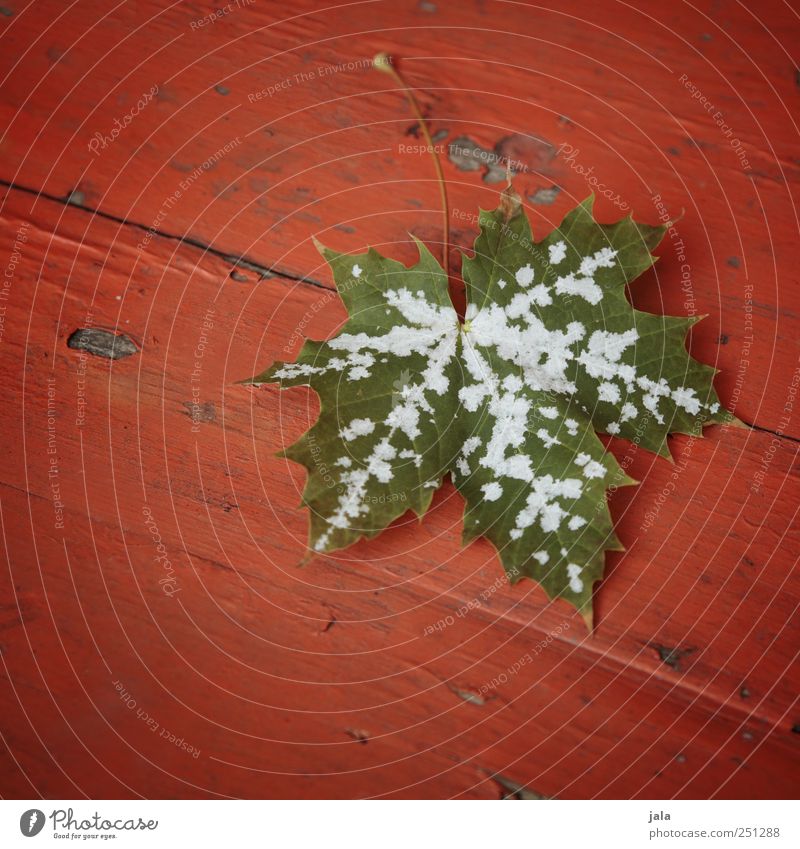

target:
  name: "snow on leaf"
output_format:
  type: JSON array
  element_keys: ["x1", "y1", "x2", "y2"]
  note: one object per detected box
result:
[{"x1": 246, "y1": 188, "x2": 733, "y2": 626}]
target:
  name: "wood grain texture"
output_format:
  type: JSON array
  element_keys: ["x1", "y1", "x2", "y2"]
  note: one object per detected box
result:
[{"x1": 0, "y1": 0, "x2": 798, "y2": 799}]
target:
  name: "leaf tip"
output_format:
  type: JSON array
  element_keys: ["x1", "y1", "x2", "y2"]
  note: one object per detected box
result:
[
  {"x1": 725, "y1": 414, "x2": 751, "y2": 430},
  {"x1": 296, "y1": 549, "x2": 316, "y2": 568},
  {"x1": 408, "y1": 232, "x2": 438, "y2": 264},
  {"x1": 665, "y1": 207, "x2": 686, "y2": 228},
  {"x1": 606, "y1": 531, "x2": 627, "y2": 552},
  {"x1": 311, "y1": 235, "x2": 329, "y2": 257}
]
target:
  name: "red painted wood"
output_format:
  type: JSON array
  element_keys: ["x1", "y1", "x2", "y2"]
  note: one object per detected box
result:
[{"x1": 0, "y1": 0, "x2": 798, "y2": 799}]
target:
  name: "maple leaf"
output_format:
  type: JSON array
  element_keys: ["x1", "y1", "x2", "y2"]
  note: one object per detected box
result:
[{"x1": 246, "y1": 187, "x2": 733, "y2": 625}]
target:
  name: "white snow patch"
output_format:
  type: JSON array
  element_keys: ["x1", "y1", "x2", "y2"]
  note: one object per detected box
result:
[
  {"x1": 510, "y1": 474, "x2": 583, "y2": 537},
  {"x1": 554, "y1": 272, "x2": 603, "y2": 305},
  {"x1": 579, "y1": 247, "x2": 617, "y2": 277},
  {"x1": 386, "y1": 402, "x2": 421, "y2": 440},
  {"x1": 465, "y1": 305, "x2": 584, "y2": 397},
  {"x1": 642, "y1": 392, "x2": 665, "y2": 424},
  {"x1": 672, "y1": 386, "x2": 701, "y2": 415},
  {"x1": 272, "y1": 362, "x2": 324, "y2": 380},
  {"x1": 567, "y1": 563, "x2": 584, "y2": 593},
  {"x1": 366, "y1": 438, "x2": 397, "y2": 482},
  {"x1": 399, "y1": 448, "x2": 422, "y2": 467},
  {"x1": 578, "y1": 328, "x2": 638, "y2": 384},
  {"x1": 537, "y1": 428, "x2": 560, "y2": 448},
  {"x1": 482, "y1": 482, "x2": 503, "y2": 501},
  {"x1": 575, "y1": 452, "x2": 605, "y2": 479},
  {"x1": 516, "y1": 264, "x2": 534, "y2": 287},
  {"x1": 462, "y1": 436, "x2": 482, "y2": 456},
  {"x1": 340, "y1": 418, "x2": 375, "y2": 441},
  {"x1": 598, "y1": 381, "x2": 621, "y2": 404},
  {"x1": 548, "y1": 241, "x2": 567, "y2": 265},
  {"x1": 583, "y1": 460, "x2": 606, "y2": 479},
  {"x1": 529, "y1": 284, "x2": 553, "y2": 306}
]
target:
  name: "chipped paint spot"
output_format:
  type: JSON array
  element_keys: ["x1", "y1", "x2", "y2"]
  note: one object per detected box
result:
[
  {"x1": 649, "y1": 643, "x2": 696, "y2": 671},
  {"x1": 67, "y1": 328, "x2": 137, "y2": 360},
  {"x1": 495, "y1": 134, "x2": 556, "y2": 175},
  {"x1": 182, "y1": 401, "x2": 216, "y2": 423},
  {"x1": 449, "y1": 134, "x2": 555, "y2": 184},
  {"x1": 529, "y1": 186, "x2": 561, "y2": 205},
  {"x1": 449, "y1": 686, "x2": 486, "y2": 706},
  {"x1": 490, "y1": 772, "x2": 548, "y2": 800},
  {"x1": 65, "y1": 189, "x2": 85, "y2": 206},
  {"x1": 345, "y1": 728, "x2": 370, "y2": 744},
  {"x1": 46, "y1": 45, "x2": 66, "y2": 64},
  {"x1": 448, "y1": 136, "x2": 489, "y2": 172}
]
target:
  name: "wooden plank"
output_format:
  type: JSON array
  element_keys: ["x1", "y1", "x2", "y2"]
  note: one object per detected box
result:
[{"x1": 0, "y1": 0, "x2": 798, "y2": 438}]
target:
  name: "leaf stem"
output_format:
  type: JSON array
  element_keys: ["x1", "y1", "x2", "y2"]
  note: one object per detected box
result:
[{"x1": 375, "y1": 53, "x2": 449, "y2": 275}]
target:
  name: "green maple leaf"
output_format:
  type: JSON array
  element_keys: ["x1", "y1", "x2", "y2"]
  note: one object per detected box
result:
[{"x1": 246, "y1": 187, "x2": 732, "y2": 626}]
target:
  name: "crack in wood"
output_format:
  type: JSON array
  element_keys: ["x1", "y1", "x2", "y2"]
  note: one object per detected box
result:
[{"x1": 0, "y1": 178, "x2": 332, "y2": 292}]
